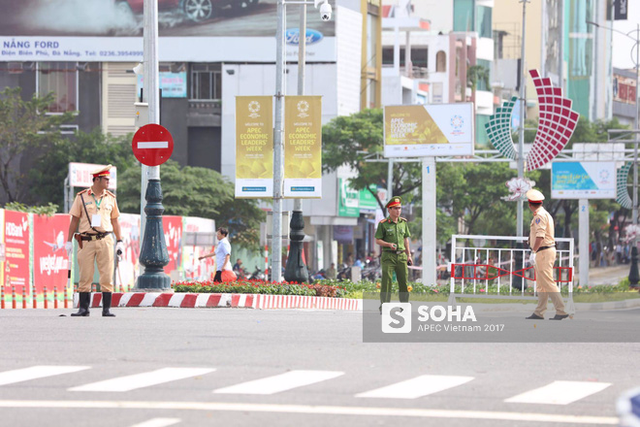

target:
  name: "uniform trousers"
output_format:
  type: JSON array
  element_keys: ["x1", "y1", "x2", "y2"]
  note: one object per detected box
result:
[
  {"x1": 77, "y1": 235, "x2": 114, "y2": 293},
  {"x1": 380, "y1": 251, "x2": 409, "y2": 305},
  {"x1": 533, "y1": 248, "x2": 567, "y2": 317}
]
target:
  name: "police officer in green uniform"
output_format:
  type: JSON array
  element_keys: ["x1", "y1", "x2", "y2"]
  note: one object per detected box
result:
[{"x1": 375, "y1": 196, "x2": 413, "y2": 311}]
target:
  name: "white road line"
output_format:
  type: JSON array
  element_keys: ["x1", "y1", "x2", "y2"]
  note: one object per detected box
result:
[
  {"x1": 69, "y1": 368, "x2": 215, "y2": 392},
  {"x1": 0, "y1": 366, "x2": 90, "y2": 386},
  {"x1": 0, "y1": 400, "x2": 618, "y2": 424},
  {"x1": 355, "y1": 375, "x2": 474, "y2": 399},
  {"x1": 213, "y1": 370, "x2": 344, "y2": 395},
  {"x1": 505, "y1": 381, "x2": 612, "y2": 405},
  {"x1": 130, "y1": 418, "x2": 181, "y2": 427}
]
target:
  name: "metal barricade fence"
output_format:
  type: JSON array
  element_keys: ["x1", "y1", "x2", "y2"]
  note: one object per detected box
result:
[{"x1": 448, "y1": 235, "x2": 575, "y2": 314}]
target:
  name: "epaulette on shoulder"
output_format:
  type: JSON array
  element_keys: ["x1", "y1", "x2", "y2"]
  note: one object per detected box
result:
[
  {"x1": 105, "y1": 190, "x2": 116, "y2": 197},
  {"x1": 77, "y1": 189, "x2": 88, "y2": 196},
  {"x1": 379, "y1": 218, "x2": 387, "y2": 223},
  {"x1": 400, "y1": 217, "x2": 407, "y2": 222}
]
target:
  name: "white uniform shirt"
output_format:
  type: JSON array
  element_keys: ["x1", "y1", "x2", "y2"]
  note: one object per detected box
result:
[{"x1": 215, "y1": 238, "x2": 231, "y2": 271}]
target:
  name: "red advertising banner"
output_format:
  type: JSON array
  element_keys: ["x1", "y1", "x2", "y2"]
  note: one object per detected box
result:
[
  {"x1": 163, "y1": 216, "x2": 183, "y2": 276},
  {"x1": 117, "y1": 213, "x2": 141, "y2": 290},
  {"x1": 32, "y1": 214, "x2": 70, "y2": 295},
  {"x1": 4, "y1": 211, "x2": 30, "y2": 293}
]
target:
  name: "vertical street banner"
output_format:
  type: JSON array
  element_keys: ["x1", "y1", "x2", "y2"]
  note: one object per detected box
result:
[
  {"x1": 32, "y1": 214, "x2": 70, "y2": 296},
  {"x1": 284, "y1": 96, "x2": 322, "y2": 198},
  {"x1": 162, "y1": 216, "x2": 183, "y2": 277},
  {"x1": 0, "y1": 209, "x2": 4, "y2": 288},
  {"x1": 117, "y1": 213, "x2": 141, "y2": 290},
  {"x1": 4, "y1": 210, "x2": 30, "y2": 293},
  {"x1": 235, "y1": 96, "x2": 274, "y2": 198}
]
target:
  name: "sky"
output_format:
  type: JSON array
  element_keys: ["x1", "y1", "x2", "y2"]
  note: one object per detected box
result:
[{"x1": 612, "y1": 15, "x2": 640, "y2": 70}]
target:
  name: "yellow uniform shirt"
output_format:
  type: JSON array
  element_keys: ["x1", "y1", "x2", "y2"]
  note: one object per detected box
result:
[
  {"x1": 70, "y1": 188, "x2": 120, "y2": 234},
  {"x1": 529, "y1": 206, "x2": 555, "y2": 249}
]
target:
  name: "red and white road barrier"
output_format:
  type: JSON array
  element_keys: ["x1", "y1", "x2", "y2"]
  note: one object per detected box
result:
[{"x1": 82, "y1": 292, "x2": 362, "y2": 311}]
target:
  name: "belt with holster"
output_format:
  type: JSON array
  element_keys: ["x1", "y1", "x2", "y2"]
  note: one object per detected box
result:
[
  {"x1": 537, "y1": 243, "x2": 557, "y2": 253},
  {"x1": 74, "y1": 232, "x2": 108, "y2": 249},
  {"x1": 383, "y1": 250, "x2": 405, "y2": 255}
]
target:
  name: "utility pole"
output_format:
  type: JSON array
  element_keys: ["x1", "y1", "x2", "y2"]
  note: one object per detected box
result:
[
  {"x1": 284, "y1": 2, "x2": 310, "y2": 283},
  {"x1": 517, "y1": 0, "x2": 529, "y2": 237}
]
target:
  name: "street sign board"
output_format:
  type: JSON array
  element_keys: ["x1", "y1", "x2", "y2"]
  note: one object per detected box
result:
[
  {"x1": 383, "y1": 103, "x2": 474, "y2": 157},
  {"x1": 68, "y1": 162, "x2": 117, "y2": 189},
  {"x1": 132, "y1": 124, "x2": 174, "y2": 166},
  {"x1": 551, "y1": 161, "x2": 616, "y2": 199}
]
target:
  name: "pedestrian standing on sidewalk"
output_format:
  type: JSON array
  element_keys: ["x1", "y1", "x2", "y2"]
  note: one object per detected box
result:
[
  {"x1": 524, "y1": 189, "x2": 568, "y2": 321},
  {"x1": 199, "y1": 227, "x2": 231, "y2": 283},
  {"x1": 65, "y1": 164, "x2": 123, "y2": 317},
  {"x1": 375, "y1": 196, "x2": 412, "y2": 313}
]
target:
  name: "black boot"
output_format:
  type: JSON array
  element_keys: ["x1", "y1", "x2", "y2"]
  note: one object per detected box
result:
[
  {"x1": 71, "y1": 292, "x2": 90, "y2": 317},
  {"x1": 102, "y1": 292, "x2": 116, "y2": 317}
]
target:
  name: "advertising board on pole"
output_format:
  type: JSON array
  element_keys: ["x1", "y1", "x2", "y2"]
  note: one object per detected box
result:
[
  {"x1": 384, "y1": 103, "x2": 474, "y2": 157},
  {"x1": 235, "y1": 96, "x2": 274, "y2": 198},
  {"x1": 69, "y1": 163, "x2": 117, "y2": 190},
  {"x1": 284, "y1": 96, "x2": 322, "y2": 198},
  {"x1": 551, "y1": 161, "x2": 617, "y2": 199}
]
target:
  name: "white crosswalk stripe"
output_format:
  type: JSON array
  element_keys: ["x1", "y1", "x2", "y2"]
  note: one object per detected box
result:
[
  {"x1": 130, "y1": 418, "x2": 181, "y2": 427},
  {"x1": 0, "y1": 366, "x2": 90, "y2": 386},
  {"x1": 214, "y1": 370, "x2": 344, "y2": 395},
  {"x1": 355, "y1": 375, "x2": 475, "y2": 399},
  {"x1": 69, "y1": 368, "x2": 215, "y2": 392},
  {"x1": 504, "y1": 381, "x2": 612, "y2": 405}
]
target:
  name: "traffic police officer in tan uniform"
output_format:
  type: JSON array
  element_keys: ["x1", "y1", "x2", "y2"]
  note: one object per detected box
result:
[
  {"x1": 525, "y1": 189, "x2": 569, "y2": 320},
  {"x1": 375, "y1": 196, "x2": 412, "y2": 312},
  {"x1": 65, "y1": 165, "x2": 123, "y2": 317}
]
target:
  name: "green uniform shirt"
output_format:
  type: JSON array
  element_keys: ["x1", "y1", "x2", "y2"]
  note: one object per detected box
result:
[{"x1": 375, "y1": 217, "x2": 411, "y2": 251}]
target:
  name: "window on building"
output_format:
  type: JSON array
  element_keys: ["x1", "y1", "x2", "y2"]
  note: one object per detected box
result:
[
  {"x1": 477, "y1": 6, "x2": 492, "y2": 38},
  {"x1": 411, "y1": 48, "x2": 428, "y2": 68},
  {"x1": 436, "y1": 51, "x2": 447, "y2": 72},
  {"x1": 476, "y1": 59, "x2": 491, "y2": 91},
  {"x1": 37, "y1": 62, "x2": 77, "y2": 113},
  {"x1": 382, "y1": 47, "x2": 405, "y2": 66},
  {"x1": 453, "y1": 0, "x2": 475, "y2": 32},
  {"x1": 190, "y1": 63, "x2": 222, "y2": 100}
]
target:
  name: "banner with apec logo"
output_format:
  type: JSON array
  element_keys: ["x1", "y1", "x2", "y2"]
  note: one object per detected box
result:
[
  {"x1": 235, "y1": 96, "x2": 274, "y2": 198},
  {"x1": 551, "y1": 161, "x2": 617, "y2": 199},
  {"x1": 284, "y1": 96, "x2": 322, "y2": 198},
  {"x1": 383, "y1": 103, "x2": 474, "y2": 157}
]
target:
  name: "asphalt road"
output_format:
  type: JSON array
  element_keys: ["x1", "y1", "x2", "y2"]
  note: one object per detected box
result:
[{"x1": 0, "y1": 307, "x2": 638, "y2": 426}]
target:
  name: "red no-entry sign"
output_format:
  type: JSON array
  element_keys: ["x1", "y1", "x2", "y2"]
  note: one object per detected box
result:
[{"x1": 132, "y1": 124, "x2": 174, "y2": 167}]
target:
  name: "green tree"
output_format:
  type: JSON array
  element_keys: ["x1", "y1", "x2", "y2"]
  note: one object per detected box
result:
[
  {"x1": 322, "y1": 108, "x2": 422, "y2": 211},
  {"x1": 29, "y1": 128, "x2": 137, "y2": 208},
  {"x1": 0, "y1": 87, "x2": 74, "y2": 202},
  {"x1": 118, "y1": 160, "x2": 265, "y2": 251}
]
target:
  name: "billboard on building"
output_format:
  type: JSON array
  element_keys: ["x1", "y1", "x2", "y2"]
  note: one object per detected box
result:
[
  {"x1": 383, "y1": 103, "x2": 474, "y2": 157},
  {"x1": 235, "y1": 96, "x2": 274, "y2": 198},
  {"x1": 284, "y1": 95, "x2": 322, "y2": 198},
  {"x1": 613, "y1": 73, "x2": 637, "y2": 105},
  {"x1": 0, "y1": 0, "x2": 336, "y2": 62},
  {"x1": 551, "y1": 161, "x2": 616, "y2": 199}
]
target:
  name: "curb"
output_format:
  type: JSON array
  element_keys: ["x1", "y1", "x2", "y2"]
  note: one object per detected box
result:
[{"x1": 85, "y1": 293, "x2": 362, "y2": 311}]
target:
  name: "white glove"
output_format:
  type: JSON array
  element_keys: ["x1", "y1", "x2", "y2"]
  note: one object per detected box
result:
[
  {"x1": 529, "y1": 252, "x2": 536, "y2": 266},
  {"x1": 116, "y1": 241, "x2": 124, "y2": 257},
  {"x1": 65, "y1": 241, "x2": 73, "y2": 258}
]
